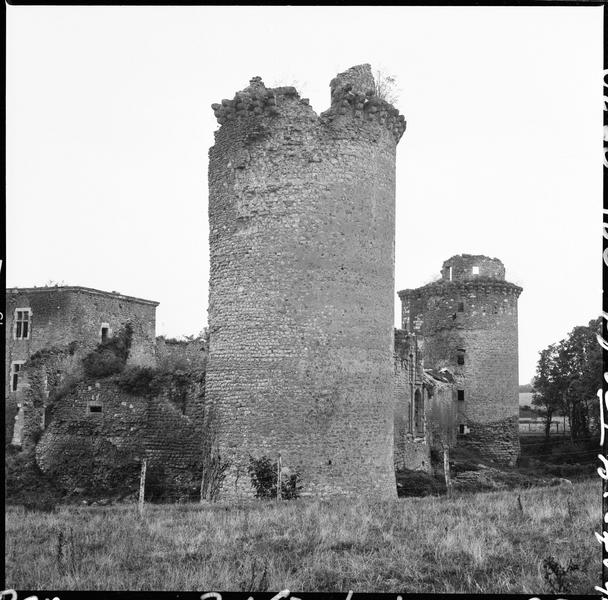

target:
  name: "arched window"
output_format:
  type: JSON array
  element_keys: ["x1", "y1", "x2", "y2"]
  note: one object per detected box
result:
[{"x1": 414, "y1": 388, "x2": 424, "y2": 436}]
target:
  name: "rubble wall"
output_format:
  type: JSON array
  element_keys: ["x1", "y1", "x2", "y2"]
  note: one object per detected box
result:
[{"x1": 206, "y1": 65, "x2": 406, "y2": 499}]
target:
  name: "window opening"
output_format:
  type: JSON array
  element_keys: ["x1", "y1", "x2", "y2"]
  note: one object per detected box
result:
[
  {"x1": 11, "y1": 361, "x2": 25, "y2": 392},
  {"x1": 472, "y1": 266, "x2": 480, "y2": 275},
  {"x1": 457, "y1": 349, "x2": 465, "y2": 366},
  {"x1": 414, "y1": 389, "x2": 424, "y2": 436},
  {"x1": 14, "y1": 309, "x2": 31, "y2": 339},
  {"x1": 457, "y1": 389, "x2": 465, "y2": 402}
]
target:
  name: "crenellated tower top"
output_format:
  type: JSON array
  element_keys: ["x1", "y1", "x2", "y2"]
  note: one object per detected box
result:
[{"x1": 210, "y1": 64, "x2": 406, "y2": 144}]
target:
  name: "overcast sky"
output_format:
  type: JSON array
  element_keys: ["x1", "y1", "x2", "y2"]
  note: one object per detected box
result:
[{"x1": 6, "y1": 6, "x2": 603, "y2": 384}]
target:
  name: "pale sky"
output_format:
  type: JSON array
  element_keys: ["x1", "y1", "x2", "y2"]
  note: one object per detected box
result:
[{"x1": 6, "y1": 6, "x2": 603, "y2": 384}]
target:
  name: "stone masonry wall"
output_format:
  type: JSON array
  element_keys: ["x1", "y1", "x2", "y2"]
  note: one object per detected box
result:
[
  {"x1": 35, "y1": 380, "x2": 204, "y2": 495},
  {"x1": 5, "y1": 287, "x2": 158, "y2": 446},
  {"x1": 206, "y1": 65, "x2": 406, "y2": 499},
  {"x1": 398, "y1": 256, "x2": 522, "y2": 465},
  {"x1": 393, "y1": 329, "x2": 430, "y2": 473},
  {"x1": 440, "y1": 254, "x2": 505, "y2": 281},
  {"x1": 156, "y1": 336, "x2": 208, "y2": 371}
]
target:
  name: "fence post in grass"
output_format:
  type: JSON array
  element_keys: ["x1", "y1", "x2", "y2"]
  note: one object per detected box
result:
[
  {"x1": 443, "y1": 445, "x2": 452, "y2": 498},
  {"x1": 277, "y1": 453, "x2": 282, "y2": 501},
  {"x1": 138, "y1": 456, "x2": 147, "y2": 516}
]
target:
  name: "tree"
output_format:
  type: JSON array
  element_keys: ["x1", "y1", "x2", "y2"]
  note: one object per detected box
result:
[
  {"x1": 532, "y1": 318, "x2": 602, "y2": 442},
  {"x1": 559, "y1": 318, "x2": 602, "y2": 441},
  {"x1": 532, "y1": 344, "x2": 564, "y2": 438}
]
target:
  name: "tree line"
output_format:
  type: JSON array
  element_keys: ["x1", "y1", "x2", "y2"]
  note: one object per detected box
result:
[{"x1": 532, "y1": 317, "x2": 602, "y2": 440}]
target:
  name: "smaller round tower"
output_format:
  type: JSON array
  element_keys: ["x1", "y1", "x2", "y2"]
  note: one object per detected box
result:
[{"x1": 398, "y1": 254, "x2": 523, "y2": 465}]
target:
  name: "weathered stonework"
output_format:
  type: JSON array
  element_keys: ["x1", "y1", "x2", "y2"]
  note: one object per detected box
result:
[
  {"x1": 393, "y1": 329, "x2": 431, "y2": 473},
  {"x1": 398, "y1": 255, "x2": 522, "y2": 466},
  {"x1": 35, "y1": 379, "x2": 205, "y2": 496},
  {"x1": 5, "y1": 286, "x2": 158, "y2": 447},
  {"x1": 156, "y1": 334, "x2": 208, "y2": 372},
  {"x1": 206, "y1": 64, "x2": 406, "y2": 499}
]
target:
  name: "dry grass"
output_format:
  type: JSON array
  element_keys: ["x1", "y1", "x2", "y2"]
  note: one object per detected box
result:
[{"x1": 5, "y1": 479, "x2": 600, "y2": 593}]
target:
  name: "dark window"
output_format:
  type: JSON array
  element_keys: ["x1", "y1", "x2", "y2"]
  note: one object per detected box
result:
[
  {"x1": 101, "y1": 327, "x2": 109, "y2": 343},
  {"x1": 414, "y1": 389, "x2": 424, "y2": 436},
  {"x1": 458, "y1": 302, "x2": 464, "y2": 312},
  {"x1": 457, "y1": 389, "x2": 465, "y2": 402},
  {"x1": 88, "y1": 404, "x2": 102, "y2": 414},
  {"x1": 459, "y1": 424, "x2": 466, "y2": 434},
  {"x1": 11, "y1": 362, "x2": 23, "y2": 392},
  {"x1": 457, "y1": 350, "x2": 465, "y2": 366},
  {"x1": 15, "y1": 310, "x2": 31, "y2": 339}
]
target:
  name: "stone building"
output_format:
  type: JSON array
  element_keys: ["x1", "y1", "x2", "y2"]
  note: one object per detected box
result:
[
  {"x1": 393, "y1": 329, "x2": 428, "y2": 471},
  {"x1": 398, "y1": 254, "x2": 522, "y2": 465},
  {"x1": 5, "y1": 286, "x2": 158, "y2": 446},
  {"x1": 206, "y1": 64, "x2": 406, "y2": 499},
  {"x1": 393, "y1": 329, "x2": 457, "y2": 473}
]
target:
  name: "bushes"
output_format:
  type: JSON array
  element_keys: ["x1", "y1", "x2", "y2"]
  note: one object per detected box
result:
[
  {"x1": 116, "y1": 365, "x2": 199, "y2": 414},
  {"x1": 5, "y1": 446, "x2": 62, "y2": 511},
  {"x1": 395, "y1": 468, "x2": 446, "y2": 497},
  {"x1": 144, "y1": 461, "x2": 202, "y2": 503},
  {"x1": 82, "y1": 324, "x2": 133, "y2": 379},
  {"x1": 248, "y1": 455, "x2": 302, "y2": 500},
  {"x1": 116, "y1": 366, "x2": 163, "y2": 397},
  {"x1": 41, "y1": 436, "x2": 142, "y2": 500}
]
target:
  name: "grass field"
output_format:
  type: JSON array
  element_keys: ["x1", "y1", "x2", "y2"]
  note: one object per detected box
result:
[{"x1": 5, "y1": 478, "x2": 600, "y2": 593}]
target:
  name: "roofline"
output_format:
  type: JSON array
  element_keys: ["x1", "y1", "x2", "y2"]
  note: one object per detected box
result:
[{"x1": 6, "y1": 286, "x2": 159, "y2": 307}]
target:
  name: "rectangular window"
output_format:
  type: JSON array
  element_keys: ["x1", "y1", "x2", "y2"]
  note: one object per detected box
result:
[
  {"x1": 457, "y1": 350, "x2": 465, "y2": 366},
  {"x1": 459, "y1": 424, "x2": 466, "y2": 434},
  {"x1": 472, "y1": 266, "x2": 480, "y2": 275},
  {"x1": 87, "y1": 399, "x2": 103, "y2": 414},
  {"x1": 457, "y1": 389, "x2": 465, "y2": 402},
  {"x1": 457, "y1": 301, "x2": 464, "y2": 312},
  {"x1": 100, "y1": 322, "x2": 110, "y2": 343},
  {"x1": 14, "y1": 309, "x2": 31, "y2": 340},
  {"x1": 10, "y1": 361, "x2": 25, "y2": 392}
]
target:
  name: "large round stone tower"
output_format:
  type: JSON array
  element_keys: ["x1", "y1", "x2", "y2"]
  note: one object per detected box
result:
[
  {"x1": 398, "y1": 255, "x2": 523, "y2": 465},
  {"x1": 205, "y1": 65, "x2": 406, "y2": 499}
]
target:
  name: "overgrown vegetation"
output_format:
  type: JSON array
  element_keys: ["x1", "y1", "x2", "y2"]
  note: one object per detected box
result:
[
  {"x1": 82, "y1": 324, "x2": 133, "y2": 379},
  {"x1": 532, "y1": 317, "x2": 602, "y2": 440},
  {"x1": 143, "y1": 460, "x2": 202, "y2": 504},
  {"x1": 41, "y1": 435, "x2": 142, "y2": 500},
  {"x1": 5, "y1": 446, "x2": 63, "y2": 512},
  {"x1": 5, "y1": 480, "x2": 598, "y2": 592},
  {"x1": 373, "y1": 69, "x2": 400, "y2": 105},
  {"x1": 116, "y1": 365, "x2": 197, "y2": 413},
  {"x1": 395, "y1": 468, "x2": 446, "y2": 497},
  {"x1": 248, "y1": 455, "x2": 302, "y2": 500}
]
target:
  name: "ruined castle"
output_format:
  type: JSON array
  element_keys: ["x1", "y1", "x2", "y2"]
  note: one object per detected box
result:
[
  {"x1": 398, "y1": 254, "x2": 522, "y2": 466},
  {"x1": 6, "y1": 65, "x2": 522, "y2": 500},
  {"x1": 205, "y1": 64, "x2": 522, "y2": 498}
]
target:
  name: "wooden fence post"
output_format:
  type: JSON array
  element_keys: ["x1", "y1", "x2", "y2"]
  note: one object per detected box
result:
[
  {"x1": 443, "y1": 445, "x2": 452, "y2": 498},
  {"x1": 138, "y1": 457, "x2": 147, "y2": 516},
  {"x1": 277, "y1": 453, "x2": 282, "y2": 501}
]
